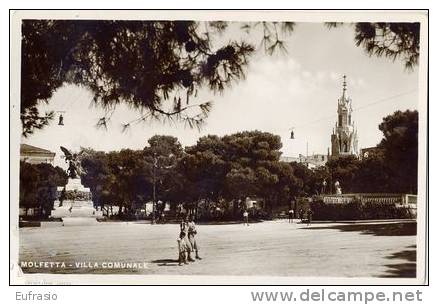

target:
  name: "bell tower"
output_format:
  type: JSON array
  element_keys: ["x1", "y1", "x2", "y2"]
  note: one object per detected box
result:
[{"x1": 330, "y1": 75, "x2": 358, "y2": 158}]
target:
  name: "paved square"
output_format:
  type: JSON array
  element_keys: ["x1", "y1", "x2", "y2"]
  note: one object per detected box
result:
[{"x1": 19, "y1": 220, "x2": 416, "y2": 278}]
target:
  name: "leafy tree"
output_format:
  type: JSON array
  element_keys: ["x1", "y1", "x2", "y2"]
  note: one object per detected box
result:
[
  {"x1": 108, "y1": 149, "x2": 151, "y2": 215},
  {"x1": 179, "y1": 148, "x2": 228, "y2": 203},
  {"x1": 21, "y1": 20, "x2": 420, "y2": 137},
  {"x1": 225, "y1": 167, "x2": 258, "y2": 202},
  {"x1": 80, "y1": 149, "x2": 117, "y2": 211},
  {"x1": 143, "y1": 135, "x2": 184, "y2": 207},
  {"x1": 81, "y1": 148, "x2": 152, "y2": 216},
  {"x1": 378, "y1": 109, "x2": 418, "y2": 193},
  {"x1": 320, "y1": 110, "x2": 418, "y2": 194},
  {"x1": 19, "y1": 161, "x2": 68, "y2": 218},
  {"x1": 353, "y1": 153, "x2": 393, "y2": 193},
  {"x1": 325, "y1": 155, "x2": 361, "y2": 193},
  {"x1": 183, "y1": 130, "x2": 299, "y2": 214},
  {"x1": 21, "y1": 20, "x2": 255, "y2": 136},
  {"x1": 327, "y1": 22, "x2": 420, "y2": 70}
]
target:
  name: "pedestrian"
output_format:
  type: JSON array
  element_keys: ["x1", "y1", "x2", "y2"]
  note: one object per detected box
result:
[
  {"x1": 307, "y1": 209, "x2": 313, "y2": 226},
  {"x1": 243, "y1": 210, "x2": 249, "y2": 226},
  {"x1": 59, "y1": 187, "x2": 66, "y2": 207},
  {"x1": 288, "y1": 208, "x2": 294, "y2": 223},
  {"x1": 299, "y1": 208, "x2": 304, "y2": 222},
  {"x1": 177, "y1": 231, "x2": 189, "y2": 265},
  {"x1": 180, "y1": 216, "x2": 195, "y2": 262},
  {"x1": 188, "y1": 215, "x2": 202, "y2": 260}
]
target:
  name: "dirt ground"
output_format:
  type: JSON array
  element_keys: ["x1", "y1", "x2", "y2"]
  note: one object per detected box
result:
[{"x1": 18, "y1": 219, "x2": 416, "y2": 278}]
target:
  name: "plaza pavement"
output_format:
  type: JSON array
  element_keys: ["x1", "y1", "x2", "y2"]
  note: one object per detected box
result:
[{"x1": 18, "y1": 220, "x2": 416, "y2": 278}]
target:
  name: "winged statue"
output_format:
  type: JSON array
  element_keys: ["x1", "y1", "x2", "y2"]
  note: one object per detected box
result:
[{"x1": 60, "y1": 146, "x2": 84, "y2": 179}]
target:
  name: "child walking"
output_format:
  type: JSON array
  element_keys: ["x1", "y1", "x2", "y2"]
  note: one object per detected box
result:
[{"x1": 177, "y1": 231, "x2": 190, "y2": 266}]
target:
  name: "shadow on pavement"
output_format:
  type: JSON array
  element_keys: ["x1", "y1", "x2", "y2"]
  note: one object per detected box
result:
[
  {"x1": 303, "y1": 222, "x2": 416, "y2": 236},
  {"x1": 304, "y1": 223, "x2": 417, "y2": 278},
  {"x1": 381, "y1": 245, "x2": 416, "y2": 278},
  {"x1": 198, "y1": 220, "x2": 262, "y2": 225},
  {"x1": 151, "y1": 258, "x2": 180, "y2": 267}
]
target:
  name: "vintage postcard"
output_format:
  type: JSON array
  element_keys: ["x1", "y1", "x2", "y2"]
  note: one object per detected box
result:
[{"x1": 9, "y1": 10, "x2": 428, "y2": 285}]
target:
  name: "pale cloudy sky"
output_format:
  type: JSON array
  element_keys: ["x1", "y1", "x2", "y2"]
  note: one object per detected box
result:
[{"x1": 22, "y1": 22, "x2": 420, "y2": 168}]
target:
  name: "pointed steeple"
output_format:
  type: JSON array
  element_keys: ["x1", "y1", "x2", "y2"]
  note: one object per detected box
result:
[{"x1": 342, "y1": 74, "x2": 347, "y2": 98}]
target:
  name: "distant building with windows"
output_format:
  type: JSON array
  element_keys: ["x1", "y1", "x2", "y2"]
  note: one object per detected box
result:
[
  {"x1": 20, "y1": 144, "x2": 55, "y2": 165},
  {"x1": 280, "y1": 153, "x2": 329, "y2": 169},
  {"x1": 360, "y1": 146, "x2": 384, "y2": 160}
]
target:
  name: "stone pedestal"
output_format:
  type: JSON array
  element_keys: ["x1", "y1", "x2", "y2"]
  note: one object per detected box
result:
[
  {"x1": 51, "y1": 178, "x2": 103, "y2": 219},
  {"x1": 64, "y1": 178, "x2": 90, "y2": 192}
]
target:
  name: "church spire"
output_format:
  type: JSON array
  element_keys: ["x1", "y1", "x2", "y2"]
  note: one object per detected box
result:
[{"x1": 342, "y1": 74, "x2": 347, "y2": 98}]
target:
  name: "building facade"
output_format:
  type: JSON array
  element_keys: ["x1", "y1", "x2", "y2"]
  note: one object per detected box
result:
[
  {"x1": 330, "y1": 75, "x2": 358, "y2": 158},
  {"x1": 360, "y1": 146, "x2": 384, "y2": 160},
  {"x1": 20, "y1": 144, "x2": 55, "y2": 165},
  {"x1": 280, "y1": 153, "x2": 328, "y2": 169}
]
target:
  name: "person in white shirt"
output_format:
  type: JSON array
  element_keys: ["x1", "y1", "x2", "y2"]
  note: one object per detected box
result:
[
  {"x1": 188, "y1": 215, "x2": 202, "y2": 260},
  {"x1": 180, "y1": 216, "x2": 195, "y2": 261},
  {"x1": 243, "y1": 210, "x2": 249, "y2": 226},
  {"x1": 288, "y1": 209, "x2": 294, "y2": 223},
  {"x1": 177, "y1": 231, "x2": 190, "y2": 265}
]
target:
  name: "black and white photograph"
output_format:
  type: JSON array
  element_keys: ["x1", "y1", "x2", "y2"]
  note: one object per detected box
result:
[{"x1": 9, "y1": 10, "x2": 428, "y2": 285}]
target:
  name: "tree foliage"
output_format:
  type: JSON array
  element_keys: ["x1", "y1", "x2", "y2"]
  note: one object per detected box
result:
[
  {"x1": 45, "y1": 108, "x2": 420, "y2": 220},
  {"x1": 21, "y1": 20, "x2": 257, "y2": 136},
  {"x1": 378, "y1": 109, "x2": 418, "y2": 193},
  {"x1": 21, "y1": 20, "x2": 420, "y2": 137},
  {"x1": 355, "y1": 23, "x2": 420, "y2": 70},
  {"x1": 327, "y1": 22, "x2": 420, "y2": 70},
  {"x1": 78, "y1": 131, "x2": 304, "y2": 217},
  {"x1": 19, "y1": 161, "x2": 68, "y2": 217},
  {"x1": 323, "y1": 110, "x2": 419, "y2": 194}
]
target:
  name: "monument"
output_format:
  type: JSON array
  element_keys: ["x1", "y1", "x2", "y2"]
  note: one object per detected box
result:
[
  {"x1": 330, "y1": 75, "x2": 359, "y2": 158},
  {"x1": 50, "y1": 147, "x2": 102, "y2": 221}
]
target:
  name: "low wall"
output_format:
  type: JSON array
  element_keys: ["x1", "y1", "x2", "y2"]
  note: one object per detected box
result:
[
  {"x1": 312, "y1": 193, "x2": 417, "y2": 220},
  {"x1": 322, "y1": 193, "x2": 417, "y2": 205}
]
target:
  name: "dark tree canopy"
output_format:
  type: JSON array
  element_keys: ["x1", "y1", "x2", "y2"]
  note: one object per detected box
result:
[
  {"x1": 322, "y1": 109, "x2": 419, "y2": 194},
  {"x1": 378, "y1": 109, "x2": 418, "y2": 193},
  {"x1": 21, "y1": 20, "x2": 256, "y2": 136},
  {"x1": 21, "y1": 20, "x2": 420, "y2": 137},
  {"x1": 327, "y1": 22, "x2": 420, "y2": 70},
  {"x1": 355, "y1": 23, "x2": 420, "y2": 70},
  {"x1": 19, "y1": 161, "x2": 68, "y2": 217}
]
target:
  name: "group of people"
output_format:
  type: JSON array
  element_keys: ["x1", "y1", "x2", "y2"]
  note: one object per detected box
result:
[
  {"x1": 288, "y1": 208, "x2": 313, "y2": 225},
  {"x1": 177, "y1": 215, "x2": 202, "y2": 266}
]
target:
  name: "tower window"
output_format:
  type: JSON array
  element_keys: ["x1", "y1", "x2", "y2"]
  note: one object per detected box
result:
[{"x1": 338, "y1": 115, "x2": 342, "y2": 127}]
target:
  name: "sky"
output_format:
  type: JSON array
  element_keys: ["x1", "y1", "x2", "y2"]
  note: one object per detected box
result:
[{"x1": 22, "y1": 22, "x2": 420, "y2": 169}]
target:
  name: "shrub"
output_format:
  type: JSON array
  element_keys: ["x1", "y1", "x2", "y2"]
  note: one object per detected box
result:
[{"x1": 310, "y1": 199, "x2": 413, "y2": 220}]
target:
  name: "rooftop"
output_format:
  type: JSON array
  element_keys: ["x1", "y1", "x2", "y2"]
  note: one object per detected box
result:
[{"x1": 20, "y1": 144, "x2": 55, "y2": 156}]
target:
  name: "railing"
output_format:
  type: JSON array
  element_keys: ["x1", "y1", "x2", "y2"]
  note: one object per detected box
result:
[{"x1": 322, "y1": 193, "x2": 417, "y2": 205}]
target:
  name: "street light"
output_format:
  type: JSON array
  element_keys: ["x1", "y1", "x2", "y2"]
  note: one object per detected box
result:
[
  {"x1": 150, "y1": 152, "x2": 176, "y2": 225},
  {"x1": 57, "y1": 111, "x2": 66, "y2": 126},
  {"x1": 151, "y1": 153, "x2": 158, "y2": 224}
]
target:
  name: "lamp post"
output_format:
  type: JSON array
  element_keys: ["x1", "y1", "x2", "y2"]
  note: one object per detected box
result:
[
  {"x1": 150, "y1": 152, "x2": 175, "y2": 225},
  {"x1": 151, "y1": 153, "x2": 157, "y2": 224}
]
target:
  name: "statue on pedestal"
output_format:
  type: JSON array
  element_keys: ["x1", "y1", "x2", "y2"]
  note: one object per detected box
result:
[
  {"x1": 51, "y1": 147, "x2": 98, "y2": 219},
  {"x1": 60, "y1": 146, "x2": 83, "y2": 179},
  {"x1": 334, "y1": 180, "x2": 342, "y2": 195}
]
